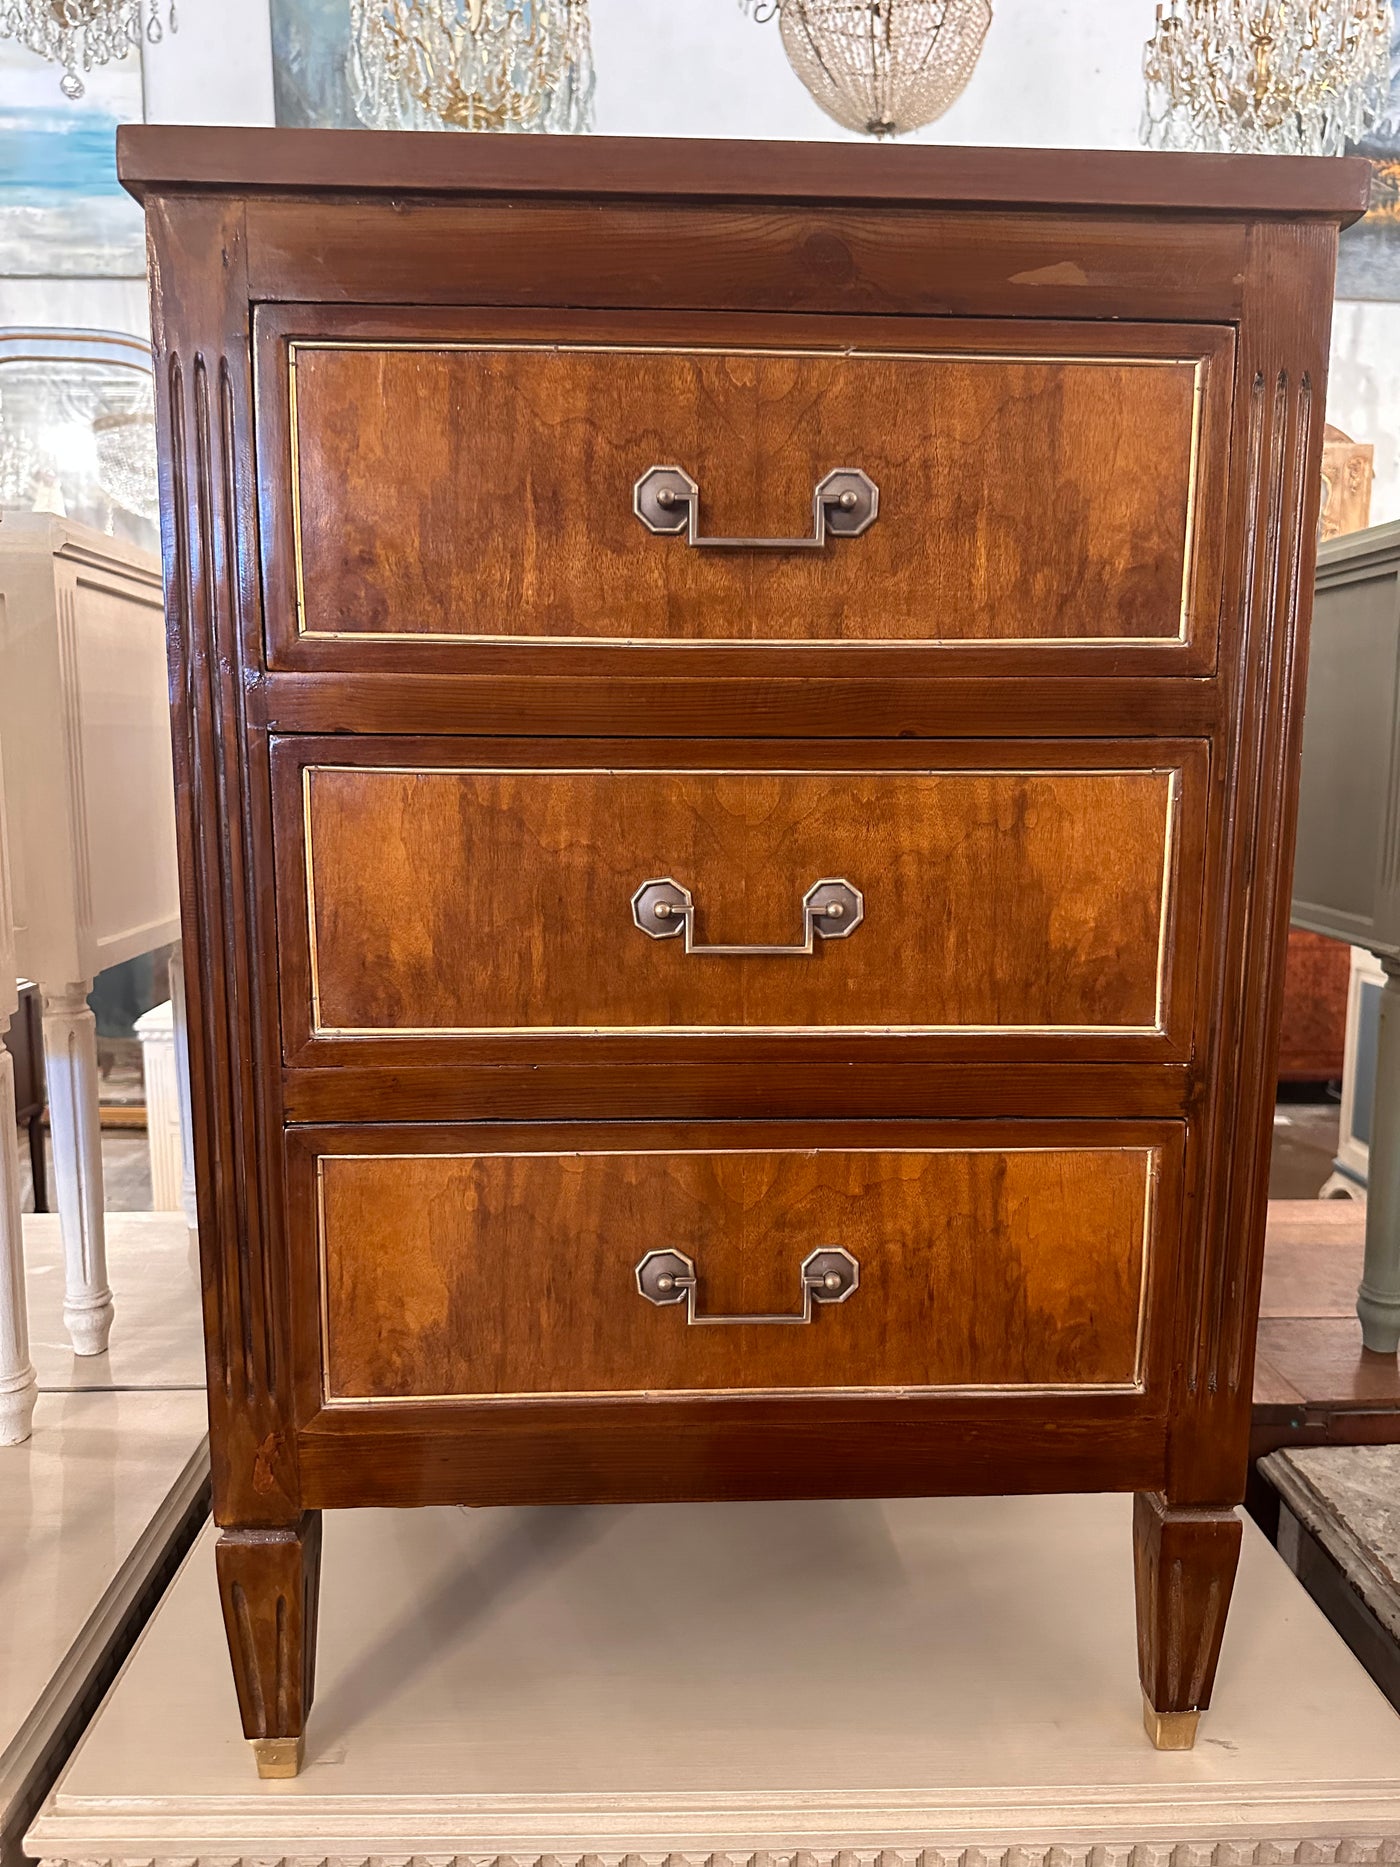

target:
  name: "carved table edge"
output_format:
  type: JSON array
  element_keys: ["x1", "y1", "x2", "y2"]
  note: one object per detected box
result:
[{"x1": 30, "y1": 1838, "x2": 1400, "y2": 1867}]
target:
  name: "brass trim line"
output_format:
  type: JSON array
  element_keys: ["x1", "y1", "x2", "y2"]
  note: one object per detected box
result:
[{"x1": 286, "y1": 341, "x2": 1204, "y2": 650}]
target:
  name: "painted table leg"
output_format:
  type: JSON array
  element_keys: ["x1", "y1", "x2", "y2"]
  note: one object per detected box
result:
[
  {"x1": 168, "y1": 949, "x2": 199, "y2": 1274},
  {"x1": 0, "y1": 1047, "x2": 37, "y2": 1444},
  {"x1": 41, "y1": 982, "x2": 113, "y2": 1357},
  {"x1": 1358, "y1": 957, "x2": 1400, "y2": 1355}
]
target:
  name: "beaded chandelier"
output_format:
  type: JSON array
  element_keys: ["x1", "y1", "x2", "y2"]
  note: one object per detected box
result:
[
  {"x1": 1142, "y1": 0, "x2": 1393, "y2": 156},
  {"x1": 0, "y1": 0, "x2": 176, "y2": 100},
  {"x1": 348, "y1": 0, "x2": 594, "y2": 134},
  {"x1": 743, "y1": 0, "x2": 993, "y2": 138}
]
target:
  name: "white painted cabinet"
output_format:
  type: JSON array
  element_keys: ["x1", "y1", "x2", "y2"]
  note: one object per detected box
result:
[{"x1": 0, "y1": 515, "x2": 179, "y2": 1373}]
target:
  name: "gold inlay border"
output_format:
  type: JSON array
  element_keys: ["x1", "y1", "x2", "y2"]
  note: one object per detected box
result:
[
  {"x1": 300, "y1": 762, "x2": 1183, "y2": 1041},
  {"x1": 285, "y1": 340, "x2": 1206, "y2": 650},
  {"x1": 314, "y1": 1142, "x2": 1160, "y2": 1407}
]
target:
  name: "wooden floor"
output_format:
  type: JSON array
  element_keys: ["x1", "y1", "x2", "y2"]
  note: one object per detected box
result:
[{"x1": 1254, "y1": 1200, "x2": 1400, "y2": 1457}]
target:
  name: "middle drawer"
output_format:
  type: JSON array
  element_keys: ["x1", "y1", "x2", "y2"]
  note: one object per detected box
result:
[{"x1": 272, "y1": 738, "x2": 1208, "y2": 1065}]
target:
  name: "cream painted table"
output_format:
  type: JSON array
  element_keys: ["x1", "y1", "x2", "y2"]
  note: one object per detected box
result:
[
  {"x1": 0, "y1": 515, "x2": 180, "y2": 1370},
  {"x1": 1, "y1": 1389, "x2": 208, "y2": 1867},
  {"x1": 28, "y1": 1492, "x2": 1400, "y2": 1867},
  {"x1": 0, "y1": 1207, "x2": 207, "y2": 1867}
]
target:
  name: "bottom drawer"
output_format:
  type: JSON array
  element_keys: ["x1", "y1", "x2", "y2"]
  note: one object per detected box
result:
[{"x1": 295, "y1": 1122, "x2": 1181, "y2": 1405}]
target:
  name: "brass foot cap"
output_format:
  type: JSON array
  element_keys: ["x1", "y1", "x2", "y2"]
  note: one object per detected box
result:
[
  {"x1": 251, "y1": 1735, "x2": 305, "y2": 1779},
  {"x1": 1143, "y1": 1694, "x2": 1200, "y2": 1751}
]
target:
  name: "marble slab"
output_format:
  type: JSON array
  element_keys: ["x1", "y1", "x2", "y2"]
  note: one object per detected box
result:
[
  {"x1": 1, "y1": 1389, "x2": 208, "y2": 1867},
  {"x1": 1262, "y1": 1446, "x2": 1400, "y2": 1641},
  {"x1": 22, "y1": 1211, "x2": 205, "y2": 1393},
  {"x1": 27, "y1": 1491, "x2": 1400, "y2": 1867}
]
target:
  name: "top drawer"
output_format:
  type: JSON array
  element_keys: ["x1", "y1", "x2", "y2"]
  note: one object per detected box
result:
[{"x1": 255, "y1": 309, "x2": 1233, "y2": 673}]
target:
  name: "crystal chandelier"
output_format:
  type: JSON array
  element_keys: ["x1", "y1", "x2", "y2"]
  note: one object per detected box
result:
[
  {"x1": 348, "y1": 0, "x2": 594, "y2": 134},
  {"x1": 1143, "y1": 0, "x2": 1393, "y2": 156},
  {"x1": 0, "y1": 0, "x2": 176, "y2": 100},
  {"x1": 93, "y1": 400, "x2": 159, "y2": 522},
  {"x1": 743, "y1": 0, "x2": 993, "y2": 138},
  {"x1": 0, "y1": 329, "x2": 159, "y2": 544}
]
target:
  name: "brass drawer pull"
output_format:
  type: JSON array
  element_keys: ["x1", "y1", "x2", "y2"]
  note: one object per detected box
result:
[
  {"x1": 634, "y1": 464, "x2": 879, "y2": 549},
  {"x1": 636, "y1": 1247, "x2": 860, "y2": 1324},
  {"x1": 631, "y1": 876, "x2": 863, "y2": 956}
]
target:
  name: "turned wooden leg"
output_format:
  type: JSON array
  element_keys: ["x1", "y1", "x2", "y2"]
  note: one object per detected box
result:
[
  {"x1": 215, "y1": 1512, "x2": 322, "y2": 1778},
  {"x1": 1133, "y1": 1491, "x2": 1242, "y2": 1750},
  {"x1": 0, "y1": 1047, "x2": 38, "y2": 1446},
  {"x1": 40, "y1": 982, "x2": 113, "y2": 1356}
]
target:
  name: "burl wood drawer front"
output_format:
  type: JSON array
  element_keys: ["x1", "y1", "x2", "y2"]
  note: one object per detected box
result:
[
  {"x1": 275, "y1": 741, "x2": 1206, "y2": 1057},
  {"x1": 257, "y1": 309, "x2": 1231, "y2": 661},
  {"x1": 302, "y1": 1124, "x2": 1179, "y2": 1403}
]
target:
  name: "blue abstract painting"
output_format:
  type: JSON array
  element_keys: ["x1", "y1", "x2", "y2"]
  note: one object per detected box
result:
[
  {"x1": 272, "y1": 0, "x2": 357, "y2": 128},
  {"x1": 0, "y1": 40, "x2": 145, "y2": 277}
]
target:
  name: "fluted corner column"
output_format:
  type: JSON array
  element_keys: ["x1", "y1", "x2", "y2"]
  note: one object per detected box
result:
[
  {"x1": 41, "y1": 982, "x2": 112, "y2": 1357},
  {"x1": 0, "y1": 1046, "x2": 38, "y2": 1444}
]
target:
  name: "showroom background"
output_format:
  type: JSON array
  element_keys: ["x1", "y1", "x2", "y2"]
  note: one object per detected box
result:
[{"x1": 5, "y1": 0, "x2": 1398, "y2": 524}]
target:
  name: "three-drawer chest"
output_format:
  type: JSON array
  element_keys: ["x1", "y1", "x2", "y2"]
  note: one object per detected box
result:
[{"x1": 118, "y1": 127, "x2": 1368, "y2": 1775}]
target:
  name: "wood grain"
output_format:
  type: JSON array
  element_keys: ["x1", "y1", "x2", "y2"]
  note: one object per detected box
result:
[
  {"x1": 297, "y1": 761, "x2": 1187, "y2": 1039},
  {"x1": 296, "y1": 1400, "x2": 1171, "y2": 1510},
  {"x1": 253, "y1": 672, "x2": 1226, "y2": 740},
  {"x1": 246, "y1": 200, "x2": 1257, "y2": 330},
  {"x1": 316, "y1": 1140, "x2": 1158, "y2": 1402},
  {"x1": 287, "y1": 337, "x2": 1209, "y2": 646},
  {"x1": 278, "y1": 1060, "x2": 1194, "y2": 1126}
]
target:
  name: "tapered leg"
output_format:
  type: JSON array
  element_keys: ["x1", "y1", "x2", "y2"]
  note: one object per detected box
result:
[
  {"x1": 0, "y1": 1049, "x2": 38, "y2": 1445},
  {"x1": 215, "y1": 1512, "x2": 322, "y2": 1778},
  {"x1": 40, "y1": 982, "x2": 112, "y2": 1356},
  {"x1": 1133, "y1": 1491, "x2": 1242, "y2": 1750}
]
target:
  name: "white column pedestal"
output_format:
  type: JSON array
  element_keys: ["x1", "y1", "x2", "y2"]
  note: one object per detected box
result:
[
  {"x1": 40, "y1": 983, "x2": 112, "y2": 1357},
  {"x1": 0, "y1": 1047, "x2": 37, "y2": 1444}
]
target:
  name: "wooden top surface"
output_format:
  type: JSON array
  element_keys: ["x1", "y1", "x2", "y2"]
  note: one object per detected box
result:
[{"x1": 116, "y1": 125, "x2": 1372, "y2": 223}]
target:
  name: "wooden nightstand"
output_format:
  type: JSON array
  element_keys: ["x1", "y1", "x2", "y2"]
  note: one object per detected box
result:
[{"x1": 117, "y1": 127, "x2": 1368, "y2": 1774}]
